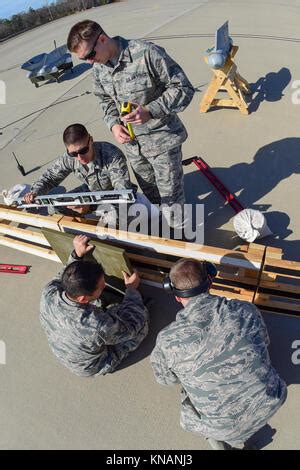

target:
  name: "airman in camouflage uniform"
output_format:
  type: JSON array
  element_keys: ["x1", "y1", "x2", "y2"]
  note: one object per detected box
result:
[
  {"x1": 30, "y1": 141, "x2": 134, "y2": 196},
  {"x1": 40, "y1": 235, "x2": 149, "y2": 377},
  {"x1": 67, "y1": 21, "x2": 195, "y2": 227},
  {"x1": 150, "y1": 259, "x2": 287, "y2": 449},
  {"x1": 23, "y1": 123, "x2": 137, "y2": 223}
]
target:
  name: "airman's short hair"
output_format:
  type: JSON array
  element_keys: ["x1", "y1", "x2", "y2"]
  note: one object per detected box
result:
[
  {"x1": 170, "y1": 258, "x2": 207, "y2": 291},
  {"x1": 63, "y1": 124, "x2": 89, "y2": 146},
  {"x1": 67, "y1": 20, "x2": 104, "y2": 52},
  {"x1": 62, "y1": 261, "x2": 104, "y2": 298}
]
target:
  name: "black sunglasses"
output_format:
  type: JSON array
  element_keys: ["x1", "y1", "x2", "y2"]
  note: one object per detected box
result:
[
  {"x1": 67, "y1": 136, "x2": 91, "y2": 158},
  {"x1": 80, "y1": 32, "x2": 103, "y2": 61}
]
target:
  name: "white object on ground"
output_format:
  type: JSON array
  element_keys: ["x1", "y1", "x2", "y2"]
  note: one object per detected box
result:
[
  {"x1": 2, "y1": 184, "x2": 31, "y2": 206},
  {"x1": 233, "y1": 208, "x2": 273, "y2": 243}
]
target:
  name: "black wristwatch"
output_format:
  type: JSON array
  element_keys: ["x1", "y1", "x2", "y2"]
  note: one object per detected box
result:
[{"x1": 71, "y1": 249, "x2": 83, "y2": 260}]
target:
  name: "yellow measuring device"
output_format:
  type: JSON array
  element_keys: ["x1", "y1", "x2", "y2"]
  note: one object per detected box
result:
[{"x1": 120, "y1": 102, "x2": 135, "y2": 140}]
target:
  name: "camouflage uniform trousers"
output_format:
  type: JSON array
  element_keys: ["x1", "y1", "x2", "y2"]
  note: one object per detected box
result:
[
  {"x1": 126, "y1": 145, "x2": 185, "y2": 228},
  {"x1": 97, "y1": 314, "x2": 149, "y2": 375},
  {"x1": 180, "y1": 389, "x2": 287, "y2": 448}
]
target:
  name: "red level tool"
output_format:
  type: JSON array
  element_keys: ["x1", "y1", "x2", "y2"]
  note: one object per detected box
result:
[
  {"x1": 0, "y1": 264, "x2": 29, "y2": 274},
  {"x1": 183, "y1": 156, "x2": 244, "y2": 214}
]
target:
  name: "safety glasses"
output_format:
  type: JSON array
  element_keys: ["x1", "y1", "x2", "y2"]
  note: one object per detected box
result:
[
  {"x1": 67, "y1": 136, "x2": 91, "y2": 158},
  {"x1": 80, "y1": 32, "x2": 103, "y2": 61}
]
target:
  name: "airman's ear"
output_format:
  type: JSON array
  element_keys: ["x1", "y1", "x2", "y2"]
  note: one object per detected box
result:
[
  {"x1": 75, "y1": 295, "x2": 89, "y2": 304},
  {"x1": 100, "y1": 34, "x2": 108, "y2": 44},
  {"x1": 175, "y1": 296, "x2": 182, "y2": 303}
]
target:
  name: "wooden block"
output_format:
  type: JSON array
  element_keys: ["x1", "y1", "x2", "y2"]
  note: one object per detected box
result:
[
  {"x1": 265, "y1": 246, "x2": 283, "y2": 259},
  {"x1": 211, "y1": 99, "x2": 238, "y2": 108}
]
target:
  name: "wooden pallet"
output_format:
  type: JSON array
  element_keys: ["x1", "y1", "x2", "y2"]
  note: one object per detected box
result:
[
  {"x1": 0, "y1": 204, "x2": 299, "y2": 317},
  {"x1": 200, "y1": 45, "x2": 252, "y2": 115}
]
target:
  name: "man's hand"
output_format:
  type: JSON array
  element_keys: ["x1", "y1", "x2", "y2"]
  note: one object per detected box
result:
[
  {"x1": 66, "y1": 204, "x2": 91, "y2": 215},
  {"x1": 122, "y1": 104, "x2": 151, "y2": 125},
  {"x1": 111, "y1": 124, "x2": 132, "y2": 144},
  {"x1": 73, "y1": 235, "x2": 95, "y2": 258},
  {"x1": 23, "y1": 191, "x2": 37, "y2": 204},
  {"x1": 122, "y1": 269, "x2": 140, "y2": 290}
]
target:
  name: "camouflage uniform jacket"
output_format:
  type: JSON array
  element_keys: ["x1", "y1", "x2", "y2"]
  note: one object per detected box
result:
[
  {"x1": 40, "y1": 253, "x2": 148, "y2": 377},
  {"x1": 151, "y1": 293, "x2": 287, "y2": 443},
  {"x1": 93, "y1": 37, "x2": 195, "y2": 157},
  {"x1": 31, "y1": 141, "x2": 135, "y2": 196}
]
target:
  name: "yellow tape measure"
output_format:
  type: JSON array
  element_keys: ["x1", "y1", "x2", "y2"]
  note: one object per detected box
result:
[{"x1": 121, "y1": 101, "x2": 135, "y2": 140}]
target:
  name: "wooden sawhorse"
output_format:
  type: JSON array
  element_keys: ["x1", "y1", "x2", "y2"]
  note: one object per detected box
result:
[{"x1": 200, "y1": 45, "x2": 252, "y2": 115}]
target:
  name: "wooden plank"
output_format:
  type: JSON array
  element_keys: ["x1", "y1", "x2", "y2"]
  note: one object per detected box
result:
[
  {"x1": 264, "y1": 257, "x2": 300, "y2": 274},
  {"x1": 261, "y1": 246, "x2": 282, "y2": 281},
  {"x1": 127, "y1": 252, "x2": 173, "y2": 270},
  {"x1": 0, "y1": 222, "x2": 51, "y2": 246},
  {"x1": 210, "y1": 286, "x2": 253, "y2": 301},
  {"x1": 200, "y1": 74, "x2": 226, "y2": 112},
  {"x1": 1, "y1": 205, "x2": 300, "y2": 316},
  {"x1": 211, "y1": 99, "x2": 238, "y2": 108},
  {"x1": 241, "y1": 244, "x2": 265, "y2": 280},
  {"x1": 247, "y1": 243, "x2": 265, "y2": 253},
  {"x1": 254, "y1": 293, "x2": 300, "y2": 313},
  {"x1": 217, "y1": 271, "x2": 300, "y2": 297},
  {"x1": 0, "y1": 205, "x2": 63, "y2": 230},
  {"x1": 138, "y1": 268, "x2": 165, "y2": 284},
  {"x1": 223, "y1": 78, "x2": 249, "y2": 114},
  {"x1": 235, "y1": 72, "x2": 252, "y2": 94},
  {"x1": 266, "y1": 246, "x2": 283, "y2": 256},
  {"x1": 217, "y1": 272, "x2": 257, "y2": 287},
  {"x1": 0, "y1": 207, "x2": 264, "y2": 270},
  {"x1": 258, "y1": 279, "x2": 300, "y2": 295},
  {"x1": 58, "y1": 216, "x2": 263, "y2": 270}
]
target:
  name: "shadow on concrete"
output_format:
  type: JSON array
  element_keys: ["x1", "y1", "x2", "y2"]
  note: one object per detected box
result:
[
  {"x1": 218, "y1": 250, "x2": 300, "y2": 387},
  {"x1": 245, "y1": 423, "x2": 277, "y2": 450},
  {"x1": 184, "y1": 137, "x2": 300, "y2": 256},
  {"x1": 21, "y1": 156, "x2": 58, "y2": 177},
  {"x1": 249, "y1": 67, "x2": 291, "y2": 113},
  {"x1": 117, "y1": 279, "x2": 299, "y2": 448},
  {"x1": 263, "y1": 311, "x2": 300, "y2": 387},
  {"x1": 59, "y1": 63, "x2": 92, "y2": 83},
  {"x1": 257, "y1": 211, "x2": 300, "y2": 261},
  {"x1": 24, "y1": 165, "x2": 42, "y2": 176},
  {"x1": 39, "y1": 63, "x2": 92, "y2": 87},
  {"x1": 193, "y1": 82, "x2": 208, "y2": 93}
]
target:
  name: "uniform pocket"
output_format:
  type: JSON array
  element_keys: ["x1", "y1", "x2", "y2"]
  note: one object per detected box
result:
[{"x1": 118, "y1": 76, "x2": 155, "y2": 103}]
